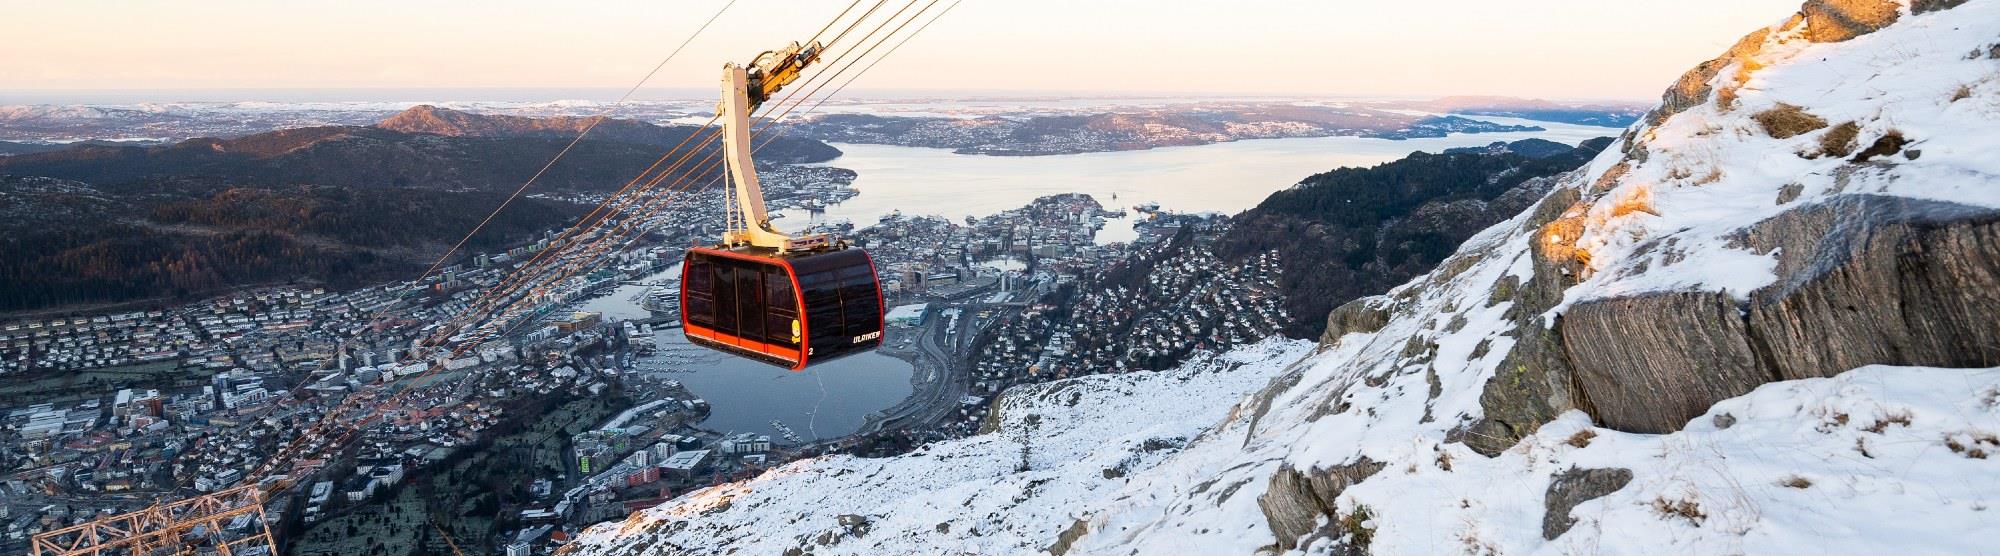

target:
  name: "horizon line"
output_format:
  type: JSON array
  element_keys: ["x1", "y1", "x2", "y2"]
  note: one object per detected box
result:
[{"x1": 0, "y1": 87, "x2": 1657, "y2": 105}]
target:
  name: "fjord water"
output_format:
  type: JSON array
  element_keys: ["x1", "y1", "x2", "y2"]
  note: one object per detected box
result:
[
  {"x1": 643, "y1": 335, "x2": 915, "y2": 444},
  {"x1": 579, "y1": 268, "x2": 916, "y2": 444},
  {"x1": 777, "y1": 115, "x2": 1613, "y2": 243}
]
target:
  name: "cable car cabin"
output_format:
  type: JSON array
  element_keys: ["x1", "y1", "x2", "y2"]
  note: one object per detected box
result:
[{"x1": 680, "y1": 246, "x2": 884, "y2": 370}]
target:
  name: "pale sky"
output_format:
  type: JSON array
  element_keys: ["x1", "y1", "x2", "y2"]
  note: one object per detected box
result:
[{"x1": 0, "y1": 0, "x2": 1803, "y2": 100}]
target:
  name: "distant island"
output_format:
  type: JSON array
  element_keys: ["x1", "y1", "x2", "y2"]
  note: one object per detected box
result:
[
  {"x1": 771, "y1": 96, "x2": 1642, "y2": 156},
  {"x1": 788, "y1": 104, "x2": 1548, "y2": 156},
  {"x1": 1408, "y1": 95, "x2": 1648, "y2": 127},
  {"x1": 780, "y1": 97, "x2": 1643, "y2": 156}
]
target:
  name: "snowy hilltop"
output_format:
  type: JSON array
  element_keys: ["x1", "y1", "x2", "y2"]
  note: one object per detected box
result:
[{"x1": 563, "y1": 0, "x2": 2000, "y2": 553}]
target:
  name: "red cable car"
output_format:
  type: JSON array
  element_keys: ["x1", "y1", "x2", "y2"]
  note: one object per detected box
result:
[
  {"x1": 680, "y1": 246, "x2": 883, "y2": 370},
  {"x1": 679, "y1": 40, "x2": 884, "y2": 370}
]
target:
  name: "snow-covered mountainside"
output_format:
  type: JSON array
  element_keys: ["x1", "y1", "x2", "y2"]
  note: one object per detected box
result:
[
  {"x1": 565, "y1": 1, "x2": 2000, "y2": 554},
  {"x1": 568, "y1": 341, "x2": 1316, "y2": 554}
]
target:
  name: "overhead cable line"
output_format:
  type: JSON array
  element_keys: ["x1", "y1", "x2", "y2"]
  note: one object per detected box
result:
[
  {"x1": 244, "y1": 1, "x2": 745, "y2": 483},
  {"x1": 416, "y1": 0, "x2": 738, "y2": 284},
  {"x1": 500, "y1": 0, "x2": 954, "y2": 302},
  {"x1": 806, "y1": 0, "x2": 963, "y2": 116},
  {"x1": 246, "y1": 0, "x2": 909, "y2": 481},
  {"x1": 266, "y1": 0, "x2": 952, "y2": 477},
  {"x1": 451, "y1": 0, "x2": 936, "y2": 335}
]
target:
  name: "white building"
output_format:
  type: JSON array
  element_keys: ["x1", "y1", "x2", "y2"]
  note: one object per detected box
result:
[
  {"x1": 659, "y1": 449, "x2": 711, "y2": 476},
  {"x1": 885, "y1": 304, "x2": 928, "y2": 326},
  {"x1": 718, "y1": 433, "x2": 771, "y2": 455}
]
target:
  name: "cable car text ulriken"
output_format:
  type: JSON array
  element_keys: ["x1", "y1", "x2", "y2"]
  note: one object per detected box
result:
[{"x1": 681, "y1": 40, "x2": 886, "y2": 370}]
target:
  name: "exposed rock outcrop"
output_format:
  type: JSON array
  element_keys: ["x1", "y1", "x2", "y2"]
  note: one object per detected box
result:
[
  {"x1": 1563, "y1": 292, "x2": 1774, "y2": 432},
  {"x1": 1738, "y1": 196, "x2": 2000, "y2": 380},
  {"x1": 1652, "y1": 22, "x2": 1782, "y2": 125},
  {"x1": 1048, "y1": 519, "x2": 1090, "y2": 556},
  {"x1": 1256, "y1": 458, "x2": 1384, "y2": 551},
  {"x1": 1320, "y1": 296, "x2": 1394, "y2": 345},
  {"x1": 1651, "y1": 0, "x2": 1911, "y2": 125},
  {"x1": 1463, "y1": 185, "x2": 1588, "y2": 454},
  {"x1": 1556, "y1": 196, "x2": 2000, "y2": 433},
  {"x1": 1542, "y1": 467, "x2": 1633, "y2": 539},
  {"x1": 1801, "y1": 0, "x2": 1903, "y2": 42}
]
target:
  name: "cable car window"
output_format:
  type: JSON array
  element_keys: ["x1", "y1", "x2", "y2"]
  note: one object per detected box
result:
[
  {"x1": 687, "y1": 258, "x2": 712, "y2": 292},
  {"x1": 765, "y1": 314, "x2": 796, "y2": 346},
  {"x1": 713, "y1": 263, "x2": 738, "y2": 334},
  {"x1": 801, "y1": 271, "x2": 842, "y2": 323},
  {"x1": 801, "y1": 270, "x2": 844, "y2": 352},
  {"x1": 766, "y1": 268, "x2": 796, "y2": 312},
  {"x1": 735, "y1": 261, "x2": 765, "y2": 341},
  {"x1": 799, "y1": 271, "x2": 838, "y2": 302},
  {"x1": 687, "y1": 295, "x2": 714, "y2": 327},
  {"x1": 837, "y1": 265, "x2": 878, "y2": 332},
  {"x1": 685, "y1": 257, "x2": 714, "y2": 327},
  {"x1": 764, "y1": 268, "x2": 797, "y2": 345},
  {"x1": 809, "y1": 296, "x2": 843, "y2": 334}
]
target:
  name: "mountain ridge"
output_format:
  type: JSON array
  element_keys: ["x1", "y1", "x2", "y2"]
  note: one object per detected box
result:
[
  {"x1": 0, "y1": 109, "x2": 839, "y2": 192},
  {"x1": 0, "y1": 107, "x2": 852, "y2": 313},
  {"x1": 0, "y1": 175, "x2": 582, "y2": 313},
  {"x1": 1216, "y1": 137, "x2": 1611, "y2": 338}
]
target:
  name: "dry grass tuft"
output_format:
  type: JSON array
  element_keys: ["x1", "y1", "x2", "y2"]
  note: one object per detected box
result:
[
  {"x1": 1861, "y1": 411, "x2": 1913, "y2": 434},
  {"x1": 1779, "y1": 475, "x2": 1813, "y2": 489},
  {"x1": 1565, "y1": 429, "x2": 1597, "y2": 448},
  {"x1": 1716, "y1": 87, "x2": 1740, "y2": 112},
  {"x1": 1852, "y1": 130, "x2": 1908, "y2": 162},
  {"x1": 1945, "y1": 432, "x2": 1999, "y2": 459},
  {"x1": 1817, "y1": 122, "x2": 1862, "y2": 158},
  {"x1": 1652, "y1": 497, "x2": 1707, "y2": 525},
  {"x1": 1610, "y1": 186, "x2": 1659, "y2": 217},
  {"x1": 1752, "y1": 103, "x2": 1828, "y2": 138},
  {"x1": 1339, "y1": 504, "x2": 1376, "y2": 550},
  {"x1": 1716, "y1": 59, "x2": 1767, "y2": 112},
  {"x1": 1693, "y1": 168, "x2": 1724, "y2": 186}
]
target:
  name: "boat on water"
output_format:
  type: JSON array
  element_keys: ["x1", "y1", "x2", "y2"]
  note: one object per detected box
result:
[{"x1": 769, "y1": 420, "x2": 803, "y2": 443}]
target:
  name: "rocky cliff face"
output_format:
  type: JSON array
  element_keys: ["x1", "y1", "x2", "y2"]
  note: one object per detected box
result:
[
  {"x1": 1557, "y1": 196, "x2": 2000, "y2": 433},
  {"x1": 563, "y1": 1, "x2": 2000, "y2": 554},
  {"x1": 1471, "y1": 0, "x2": 2000, "y2": 438}
]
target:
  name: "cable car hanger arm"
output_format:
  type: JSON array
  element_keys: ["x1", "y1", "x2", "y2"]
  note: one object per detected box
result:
[{"x1": 720, "y1": 41, "x2": 832, "y2": 253}]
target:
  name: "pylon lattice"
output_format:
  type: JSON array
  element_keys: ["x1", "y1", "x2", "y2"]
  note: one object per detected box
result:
[{"x1": 30, "y1": 484, "x2": 278, "y2": 556}]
